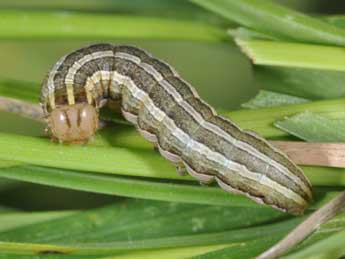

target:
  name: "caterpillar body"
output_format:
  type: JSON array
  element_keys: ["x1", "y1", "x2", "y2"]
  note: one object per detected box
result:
[{"x1": 40, "y1": 44, "x2": 312, "y2": 215}]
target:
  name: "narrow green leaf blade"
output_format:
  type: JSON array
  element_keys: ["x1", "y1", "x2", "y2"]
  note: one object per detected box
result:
[
  {"x1": 324, "y1": 15, "x2": 345, "y2": 30},
  {"x1": 0, "y1": 10, "x2": 226, "y2": 42},
  {"x1": 190, "y1": 0, "x2": 345, "y2": 45},
  {"x1": 229, "y1": 98, "x2": 345, "y2": 138},
  {"x1": 283, "y1": 230, "x2": 345, "y2": 259},
  {"x1": 0, "y1": 163, "x2": 260, "y2": 208},
  {"x1": 0, "y1": 0, "x2": 230, "y2": 27},
  {"x1": 0, "y1": 200, "x2": 296, "y2": 256},
  {"x1": 0, "y1": 211, "x2": 77, "y2": 232},
  {"x1": 242, "y1": 90, "x2": 309, "y2": 109},
  {"x1": 236, "y1": 39, "x2": 345, "y2": 72},
  {"x1": 0, "y1": 80, "x2": 39, "y2": 103},
  {"x1": 193, "y1": 213, "x2": 345, "y2": 258},
  {"x1": 192, "y1": 236, "x2": 282, "y2": 259},
  {"x1": 0, "y1": 132, "x2": 180, "y2": 180},
  {"x1": 275, "y1": 112, "x2": 345, "y2": 142},
  {"x1": 254, "y1": 66, "x2": 345, "y2": 100}
]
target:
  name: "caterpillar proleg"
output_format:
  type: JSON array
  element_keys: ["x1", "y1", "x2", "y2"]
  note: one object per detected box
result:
[{"x1": 40, "y1": 44, "x2": 312, "y2": 215}]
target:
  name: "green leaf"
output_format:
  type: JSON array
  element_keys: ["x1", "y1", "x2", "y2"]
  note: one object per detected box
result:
[
  {"x1": 228, "y1": 27, "x2": 278, "y2": 41},
  {"x1": 228, "y1": 98, "x2": 345, "y2": 138},
  {"x1": 0, "y1": 243, "x2": 230, "y2": 259},
  {"x1": 190, "y1": 213, "x2": 345, "y2": 258},
  {"x1": 275, "y1": 111, "x2": 345, "y2": 142},
  {"x1": 283, "y1": 230, "x2": 345, "y2": 259},
  {"x1": 303, "y1": 167, "x2": 345, "y2": 187},
  {"x1": 0, "y1": 161, "x2": 339, "y2": 209},
  {"x1": 242, "y1": 90, "x2": 309, "y2": 109},
  {"x1": 0, "y1": 200, "x2": 299, "y2": 256},
  {"x1": 324, "y1": 15, "x2": 345, "y2": 30},
  {"x1": 0, "y1": 163, "x2": 259, "y2": 209},
  {"x1": 190, "y1": 0, "x2": 345, "y2": 46},
  {"x1": 254, "y1": 66, "x2": 345, "y2": 100},
  {"x1": 0, "y1": 132, "x2": 181, "y2": 180},
  {"x1": 118, "y1": 244, "x2": 231, "y2": 259},
  {"x1": 0, "y1": 10, "x2": 226, "y2": 42},
  {"x1": 235, "y1": 38, "x2": 345, "y2": 101},
  {"x1": 0, "y1": 178, "x2": 20, "y2": 192},
  {"x1": 286, "y1": 213, "x2": 345, "y2": 255},
  {"x1": 192, "y1": 236, "x2": 282, "y2": 259},
  {"x1": 0, "y1": 80, "x2": 39, "y2": 104},
  {"x1": 236, "y1": 39, "x2": 345, "y2": 72},
  {"x1": 0, "y1": 0, "x2": 231, "y2": 27},
  {"x1": 0, "y1": 211, "x2": 77, "y2": 232},
  {"x1": 0, "y1": 128, "x2": 345, "y2": 188}
]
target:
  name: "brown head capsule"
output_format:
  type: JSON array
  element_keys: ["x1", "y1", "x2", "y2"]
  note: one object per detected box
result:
[{"x1": 48, "y1": 103, "x2": 99, "y2": 144}]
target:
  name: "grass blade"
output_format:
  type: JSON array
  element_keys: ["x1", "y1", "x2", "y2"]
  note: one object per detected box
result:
[
  {"x1": 190, "y1": 0, "x2": 345, "y2": 45},
  {"x1": 0, "y1": 130, "x2": 345, "y2": 187},
  {"x1": 0, "y1": 132, "x2": 180, "y2": 180},
  {"x1": 0, "y1": 200, "x2": 298, "y2": 256},
  {"x1": 0, "y1": 211, "x2": 76, "y2": 232},
  {"x1": 0, "y1": 162, "x2": 340, "y2": 209},
  {"x1": 0, "y1": 0, "x2": 230, "y2": 27},
  {"x1": 254, "y1": 66, "x2": 345, "y2": 100},
  {"x1": 324, "y1": 15, "x2": 345, "y2": 29},
  {"x1": 242, "y1": 90, "x2": 309, "y2": 109},
  {"x1": 192, "y1": 236, "x2": 282, "y2": 259},
  {"x1": 283, "y1": 230, "x2": 345, "y2": 259},
  {"x1": 0, "y1": 163, "x2": 260, "y2": 208},
  {"x1": 0, "y1": 10, "x2": 226, "y2": 42},
  {"x1": 0, "y1": 80, "x2": 38, "y2": 103},
  {"x1": 118, "y1": 244, "x2": 231, "y2": 259},
  {"x1": 236, "y1": 39, "x2": 345, "y2": 71},
  {"x1": 228, "y1": 98, "x2": 345, "y2": 138},
  {"x1": 257, "y1": 192, "x2": 345, "y2": 259},
  {"x1": 275, "y1": 111, "x2": 345, "y2": 142},
  {"x1": 192, "y1": 208, "x2": 345, "y2": 258}
]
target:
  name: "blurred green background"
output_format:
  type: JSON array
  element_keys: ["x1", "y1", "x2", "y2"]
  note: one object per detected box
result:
[{"x1": 0, "y1": 0, "x2": 343, "y2": 211}]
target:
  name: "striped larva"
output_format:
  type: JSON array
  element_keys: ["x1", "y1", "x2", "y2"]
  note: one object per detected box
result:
[{"x1": 40, "y1": 44, "x2": 312, "y2": 215}]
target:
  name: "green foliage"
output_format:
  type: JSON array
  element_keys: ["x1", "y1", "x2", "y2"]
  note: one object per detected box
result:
[
  {"x1": 276, "y1": 112, "x2": 345, "y2": 142},
  {"x1": 236, "y1": 39, "x2": 345, "y2": 71},
  {"x1": 0, "y1": 10, "x2": 226, "y2": 42},
  {"x1": 190, "y1": 0, "x2": 345, "y2": 45},
  {"x1": 0, "y1": 0, "x2": 345, "y2": 258},
  {"x1": 241, "y1": 90, "x2": 309, "y2": 109}
]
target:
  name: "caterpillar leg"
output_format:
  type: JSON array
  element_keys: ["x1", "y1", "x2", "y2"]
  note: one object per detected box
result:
[
  {"x1": 106, "y1": 99, "x2": 122, "y2": 112},
  {"x1": 215, "y1": 177, "x2": 266, "y2": 206},
  {"x1": 137, "y1": 127, "x2": 158, "y2": 143},
  {"x1": 157, "y1": 144, "x2": 181, "y2": 164},
  {"x1": 121, "y1": 108, "x2": 138, "y2": 125},
  {"x1": 149, "y1": 142, "x2": 185, "y2": 177},
  {"x1": 176, "y1": 163, "x2": 187, "y2": 176},
  {"x1": 183, "y1": 161, "x2": 214, "y2": 185}
]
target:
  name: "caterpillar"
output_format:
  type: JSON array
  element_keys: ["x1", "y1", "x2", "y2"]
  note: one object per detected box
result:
[{"x1": 40, "y1": 44, "x2": 312, "y2": 215}]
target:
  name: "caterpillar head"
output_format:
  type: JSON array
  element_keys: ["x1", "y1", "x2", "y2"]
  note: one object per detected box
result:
[{"x1": 47, "y1": 103, "x2": 99, "y2": 144}]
